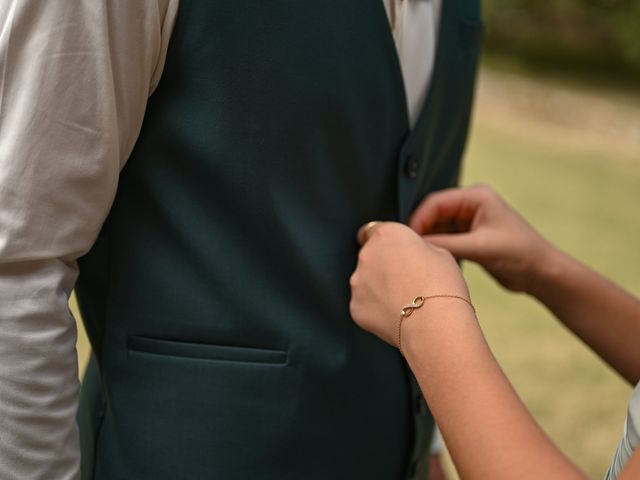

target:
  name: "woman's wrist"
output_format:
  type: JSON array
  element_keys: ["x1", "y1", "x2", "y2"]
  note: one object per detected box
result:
[
  {"x1": 524, "y1": 243, "x2": 571, "y2": 300},
  {"x1": 524, "y1": 240, "x2": 566, "y2": 299},
  {"x1": 400, "y1": 297, "x2": 480, "y2": 366}
]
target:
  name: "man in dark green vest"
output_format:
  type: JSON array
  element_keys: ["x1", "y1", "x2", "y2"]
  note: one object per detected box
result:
[{"x1": 0, "y1": 1, "x2": 482, "y2": 479}]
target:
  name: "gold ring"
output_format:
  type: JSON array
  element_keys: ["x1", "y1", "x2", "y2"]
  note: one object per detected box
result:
[{"x1": 358, "y1": 221, "x2": 382, "y2": 246}]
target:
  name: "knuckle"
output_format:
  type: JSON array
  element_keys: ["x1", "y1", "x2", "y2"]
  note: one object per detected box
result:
[
  {"x1": 373, "y1": 224, "x2": 389, "y2": 238},
  {"x1": 378, "y1": 222, "x2": 407, "y2": 237},
  {"x1": 473, "y1": 183, "x2": 495, "y2": 198}
]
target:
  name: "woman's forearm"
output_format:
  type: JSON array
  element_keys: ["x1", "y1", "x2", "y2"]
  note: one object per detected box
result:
[
  {"x1": 402, "y1": 298, "x2": 586, "y2": 480},
  {"x1": 528, "y1": 246, "x2": 640, "y2": 384},
  {"x1": 410, "y1": 185, "x2": 640, "y2": 382}
]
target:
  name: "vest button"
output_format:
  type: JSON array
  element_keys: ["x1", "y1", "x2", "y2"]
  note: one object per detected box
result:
[{"x1": 404, "y1": 156, "x2": 419, "y2": 178}]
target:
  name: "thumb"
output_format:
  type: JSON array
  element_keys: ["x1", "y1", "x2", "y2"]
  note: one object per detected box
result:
[{"x1": 422, "y1": 233, "x2": 480, "y2": 261}]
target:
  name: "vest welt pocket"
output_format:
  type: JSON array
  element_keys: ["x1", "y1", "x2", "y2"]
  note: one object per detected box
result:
[{"x1": 127, "y1": 335, "x2": 288, "y2": 366}]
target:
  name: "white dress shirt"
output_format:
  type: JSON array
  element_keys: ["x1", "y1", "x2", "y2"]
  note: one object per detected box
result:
[
  {"x1": 383, "y1": 0, "x2": 441, "y2": 126},
  {"x1": 0, "y1": 1, "x2": 440, "y2": 477}
]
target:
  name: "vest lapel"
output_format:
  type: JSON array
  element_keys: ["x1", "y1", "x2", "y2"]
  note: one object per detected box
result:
[{"x1": 396, "y1": 0, "x2": 452, "y2": 220}]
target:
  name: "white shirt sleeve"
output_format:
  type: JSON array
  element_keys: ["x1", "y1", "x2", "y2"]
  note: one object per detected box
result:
[
  {"x1": 0, "y1": 1, "x2": 177, "y2": 478},
  {"x1": 605, "y1": 382, "x2": 640, "y2": 480}
]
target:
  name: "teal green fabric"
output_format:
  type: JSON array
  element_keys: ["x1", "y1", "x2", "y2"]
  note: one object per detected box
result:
[{"x1": 75, "y1": 1, "x2": 482, "y2": 479}]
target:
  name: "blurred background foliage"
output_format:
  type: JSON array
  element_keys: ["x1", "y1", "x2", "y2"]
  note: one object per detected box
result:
[{"x1": 483, "y1": 0, "x2": 640, "y2": 88}]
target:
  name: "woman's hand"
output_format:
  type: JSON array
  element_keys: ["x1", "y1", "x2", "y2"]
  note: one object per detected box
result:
[
  {"x1": 349, "y1": 222, "x2": 470, "y2": 346},
  {"x1": 409, "y1": 184, "x2": 555, "y2": 293}
]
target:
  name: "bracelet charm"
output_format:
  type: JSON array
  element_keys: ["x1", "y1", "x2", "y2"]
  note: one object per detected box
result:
[{"x1": 397, "y1": 294, "x2": 476, "y2": 355}]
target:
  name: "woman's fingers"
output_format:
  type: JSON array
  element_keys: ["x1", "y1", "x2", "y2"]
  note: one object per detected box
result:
[
  {"x1": 357, "y1": 221, "x2": 418, "y2": 246},
  {"x1": 423, "y1": 233, "x2": 480, "y2": 261},
  {"x1": 408, "y1": 188, "x2": 464, "y2": 235},
  {"x1": 357, "y1": 221, "x2": 385, "y2": 246},
  {"x1": 409, "y1": 185, "x2": 494, "y2": 235}
]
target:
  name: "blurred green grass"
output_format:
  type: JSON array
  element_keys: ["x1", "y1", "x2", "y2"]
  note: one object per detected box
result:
[
  {"x1": 440, "y1": 70, "x2": 640, "y2": 478},
  {"x1": 71, "y1": 67, "x2": 640, "y2": 479}
]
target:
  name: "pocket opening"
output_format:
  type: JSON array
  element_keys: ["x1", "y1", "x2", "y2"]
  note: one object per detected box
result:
[{"x1": 127, "y1": 335, "x2": 288, "y2": 366}]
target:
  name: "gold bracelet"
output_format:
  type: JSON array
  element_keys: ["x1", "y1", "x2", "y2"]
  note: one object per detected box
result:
[{"x1": 397, "y1": 295, "x2": 476, "y2": 355}]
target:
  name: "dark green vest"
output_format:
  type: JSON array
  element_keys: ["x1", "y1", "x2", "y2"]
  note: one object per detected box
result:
[{"x1": 76, "y1": 1, "x2": 482, "y2": 479}]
